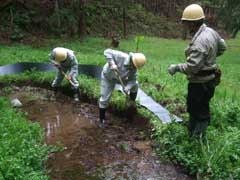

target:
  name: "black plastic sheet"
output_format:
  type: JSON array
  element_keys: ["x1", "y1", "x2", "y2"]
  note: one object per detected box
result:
[{"x1": 0, "y1": 62, "x2": 181, "y2": 123}]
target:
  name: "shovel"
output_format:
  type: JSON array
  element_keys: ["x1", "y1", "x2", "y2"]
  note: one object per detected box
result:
[
  {"x1": 113, "y1": 69, "x2": 129, "y2": 96},
  {"x1": 113, "y1": 69, "x2": 137, "y2": 121},
  {"x1": 51, "y1": 60, "x2": 76, "y2": 87}
]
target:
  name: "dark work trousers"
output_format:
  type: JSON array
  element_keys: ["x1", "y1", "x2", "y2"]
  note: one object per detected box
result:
[{"x1": 187, "y1": 79, "x2": 216, "y2": 137}]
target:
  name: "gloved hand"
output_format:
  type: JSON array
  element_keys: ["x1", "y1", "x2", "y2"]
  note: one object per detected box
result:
[
  {"x1": 110, "y1": 64, "x2": 118, "y2": 71},
  {"x1": 168, "y1": 64, "x2": 178, "y2": 75},
  {"x1": 66, "y1": 74, "x2": 72, "y2": 81},
  {"x1": 123, "y1": 86, "x2": 130, "y2": 95}
]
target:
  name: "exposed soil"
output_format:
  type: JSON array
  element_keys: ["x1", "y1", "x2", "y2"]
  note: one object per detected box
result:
[
  {"x1": 159, "y1": 98, "x2": 187, "y2": 118},
  {"x1": 3, "y1": 86, "x2": 194, "y2": 180}
]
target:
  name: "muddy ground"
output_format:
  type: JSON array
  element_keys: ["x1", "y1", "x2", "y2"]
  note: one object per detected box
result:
[{"x1": 3, "y1": 86, "x2": 194, "y2": 180}]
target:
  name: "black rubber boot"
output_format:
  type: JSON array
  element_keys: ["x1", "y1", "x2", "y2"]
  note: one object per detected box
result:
[
  {"x1": 188, "y1": 115, "x2": 196, "y2": 138},
  {"x1": 99, "y1": 108, "x2": 106, "y2": 124},
  {"x1": 53, "y1": 87, "x2": 59, "y2": 94},
  {"x1": 130, "y1": 92, "x2": 137, "y2": 101},
  {"x1": 53, "y1": 87, "x2": 59, "y2": 98},
  {"x1": 73, "y1": 88, "x2": 80, "y2": 102},
  {"x1": 127, "y1": 92, "x2": 137, "y2": 108},
  {"x1": 188, "y1": 116, "x2": 209, "y2": 140}
]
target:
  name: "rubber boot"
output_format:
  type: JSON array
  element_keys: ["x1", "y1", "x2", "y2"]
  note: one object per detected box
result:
[
  {"x1": 127, "y1": 92, "x2": 137, "y2": 107},
  {"x1": 53, "y1": 87, "x2": 59, "y2": 94},
  {"x1": 99, "y1": 108, "x2": 106, "y2": 125},
  {"x1": 188, "y1": 115, "x2": 196, "y2": 138},
  {"x1": 188, "y1": 116, "x2": 209, "y2": 140},
  {"x1": 51, "y1": 87, "x2": 59, "y2": 101},
  {"x1": 73, "y1": 88, "x2": 80, "y2": 102},
  {"x1": 130, "y1": 92, "x2": 137, "y2": 101},
  {"x1": 194, "y1": 118, "x2": 209, "y2": 140}
]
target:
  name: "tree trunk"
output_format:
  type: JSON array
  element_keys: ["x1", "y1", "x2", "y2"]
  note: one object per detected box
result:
[
  {"x1": 231, "y1": 27, "x2": 239, "y2": 38},
  {"x1": 78, "y1": 0, "x2": 85, "y2": 40},
  {"x1": 122, "y1": 7, "x2": 127, "y2": 38},
  {"x1": 54, "y1": 0, "x2": 61, "y2": 29}
]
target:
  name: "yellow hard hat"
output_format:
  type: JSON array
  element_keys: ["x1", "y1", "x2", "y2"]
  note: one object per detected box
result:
[
  {"x1": 54, "y1": 47, "x2": 67, "y2": 62},
  {"x1": 131, "y1": 53, "x2": 146, "y2": 69},
  {"x1": 181, "y1": 4, "x2": 205, "y2": 21}
]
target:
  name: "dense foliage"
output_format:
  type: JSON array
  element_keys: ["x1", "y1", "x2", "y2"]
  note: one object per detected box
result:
[
  {"x1": 0, "y1": 0, "x2": 182, "y2": 41},
  {"x1": 1, "y1": 0, "x2": 239, "y2": 42},
  {"x1": 153, "y1": 101, "x2": 240, "y2": 179}
]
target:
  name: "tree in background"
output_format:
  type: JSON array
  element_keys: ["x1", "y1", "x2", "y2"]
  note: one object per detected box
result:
[
  {"x1": 217, "y1": 0, "x2": 240, "y2": 38},
  {"x1": 71, "y1": 0, "x2": 86, "y2": 39},
  {"x1": 0, "y1": 0, "x2": 240, "y2": 40},
  {"x1": 203, "y1": 0, "x2": 240, "y2": 38}
]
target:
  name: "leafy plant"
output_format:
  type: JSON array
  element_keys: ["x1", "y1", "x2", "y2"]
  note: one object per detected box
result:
[
  {"x1": 0, "y1": 97, "x2": 49, "y2": 179},
  {"x1": 135, "y1": 35, "x2": 144, "y2": 52},
  {"x1": 2, "y1": 86, "x2": 13, "y2": 94},
  {"x1": 48, "y1": 8, "x2": 78, "y2": 35}
]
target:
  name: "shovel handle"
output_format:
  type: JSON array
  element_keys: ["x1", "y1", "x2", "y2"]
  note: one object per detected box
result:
[
  {"x1": 113, "y1": 70, "x2": 129, "y2": 95},
  {"x1": 51, "y1": 61, "x2": 76, "y2": 87}
]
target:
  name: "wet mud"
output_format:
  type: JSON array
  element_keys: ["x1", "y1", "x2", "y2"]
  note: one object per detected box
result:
[{"x1": 3, "y1": 86, "x2": 193, "y2": 180}]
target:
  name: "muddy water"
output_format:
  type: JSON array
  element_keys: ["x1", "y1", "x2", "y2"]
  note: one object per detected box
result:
[{"x1": 6, "y1": 86, "x2": 193, "y2": 180}]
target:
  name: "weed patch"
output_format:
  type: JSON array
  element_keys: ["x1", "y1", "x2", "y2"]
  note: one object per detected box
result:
[
  {"x1": 0, "y1": 97, "x2": 50, "y2": 179},
  {"x1": 0, "y1": 37, "x2": 239, "y2": 179}
]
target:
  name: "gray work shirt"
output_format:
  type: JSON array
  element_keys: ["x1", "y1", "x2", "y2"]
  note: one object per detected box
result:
[
  {"x1": 178, "y1": 24, "x2": 227, "y2": 83},
  {"x1": 49, "y1": 47, "x2": 78, "y2": 77},
  {"x1": 102, "y1": 49, "x2": 137, "y2": 82}
]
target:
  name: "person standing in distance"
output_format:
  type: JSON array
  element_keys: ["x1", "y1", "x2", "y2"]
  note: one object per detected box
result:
[{"x1": 168, "y1": 4, "x2": 227, "y2": 137}]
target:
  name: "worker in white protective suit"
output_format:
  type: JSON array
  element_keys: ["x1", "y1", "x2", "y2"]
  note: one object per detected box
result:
[
  {"x1": 50, "y1": 47, "x2": 80, "y2": 101},
  {"x1": 99, "y1": 49, "x2": 147, "y2": 125},
  {"x1": 168, "y1": 4, "x2": 227, "y2": 138}
]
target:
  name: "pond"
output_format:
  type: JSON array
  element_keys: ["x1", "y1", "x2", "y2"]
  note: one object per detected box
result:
[{"x1": 6, "y1": 86, "x2": 193, "y2": 180}]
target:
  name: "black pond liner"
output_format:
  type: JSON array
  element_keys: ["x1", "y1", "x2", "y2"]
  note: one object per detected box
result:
[{"x1": 0, "y1": 62, "x2": 182, "y2": 123}]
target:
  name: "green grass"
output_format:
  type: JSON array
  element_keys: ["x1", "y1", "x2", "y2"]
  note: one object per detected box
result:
[
  {"x1": 2, "y1": 36, "x2": 237, "y2": 100},
  {"x1": 0, "y1": 97, "x2": 49, "y2": 180},
  {"x1": 0, "y1": 36, "x2": 240, "y2": 179}
]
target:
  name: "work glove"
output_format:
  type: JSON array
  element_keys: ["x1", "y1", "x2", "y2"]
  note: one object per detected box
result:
[
  {"x1": 110, "y1": 64, "x2": 118, "y2": 71},
  {"x1": 168, "y1": 64, "x2": 178, "y2": 76},
  {"x1": 123, "y1": 86, "x2": 130, "y2": 95},
  {"x1": 66, "y1": 74, "x2": 72, "y2": 81}
]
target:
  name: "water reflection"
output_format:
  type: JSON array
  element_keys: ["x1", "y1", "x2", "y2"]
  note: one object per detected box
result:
[{"x1": 6, "y1": 86, "x2": 192, "y2": 180}]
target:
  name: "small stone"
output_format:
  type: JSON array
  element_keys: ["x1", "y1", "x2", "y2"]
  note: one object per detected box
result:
[
  {"x1": 65, "y1": 152, "x2": 72, "y2": 159},
  {"x1": 10, "y1": 98, "x2": 22, "y2": 107},
  {"x1": 155, "y1": 160, "x2": 160, "y2": 164}
]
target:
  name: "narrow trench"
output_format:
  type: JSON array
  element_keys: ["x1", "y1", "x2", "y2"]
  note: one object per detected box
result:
[{"x1": 4, "y1": 86, "x2": 193, "y2": 180}]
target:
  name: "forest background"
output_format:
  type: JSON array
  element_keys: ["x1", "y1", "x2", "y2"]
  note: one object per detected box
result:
[{"x1": 0, "y1": 0, "x2": 240, "y2": 43}]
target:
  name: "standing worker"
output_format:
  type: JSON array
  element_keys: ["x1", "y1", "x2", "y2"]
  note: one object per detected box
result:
[
  {"x1": 50, "y1": 47, "x2": 80, "y2": 101},
  {"x1": 99, "y1": 49, "x2": 147, "y2": 125},
  {"x1": 168, "y1": 4, "x2": 227, "y2": 137},
  {"x1": 110, "y1": 34, "x2": 120, "y2": 48}
]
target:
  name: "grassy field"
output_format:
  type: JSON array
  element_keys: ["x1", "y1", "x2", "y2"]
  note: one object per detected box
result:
[
  {"x1": 1, "y1": 36, "x2": 239, "y2": 99},
  {"x1": 0, "y1": 36, "x2": 240, "y2": 179}
]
